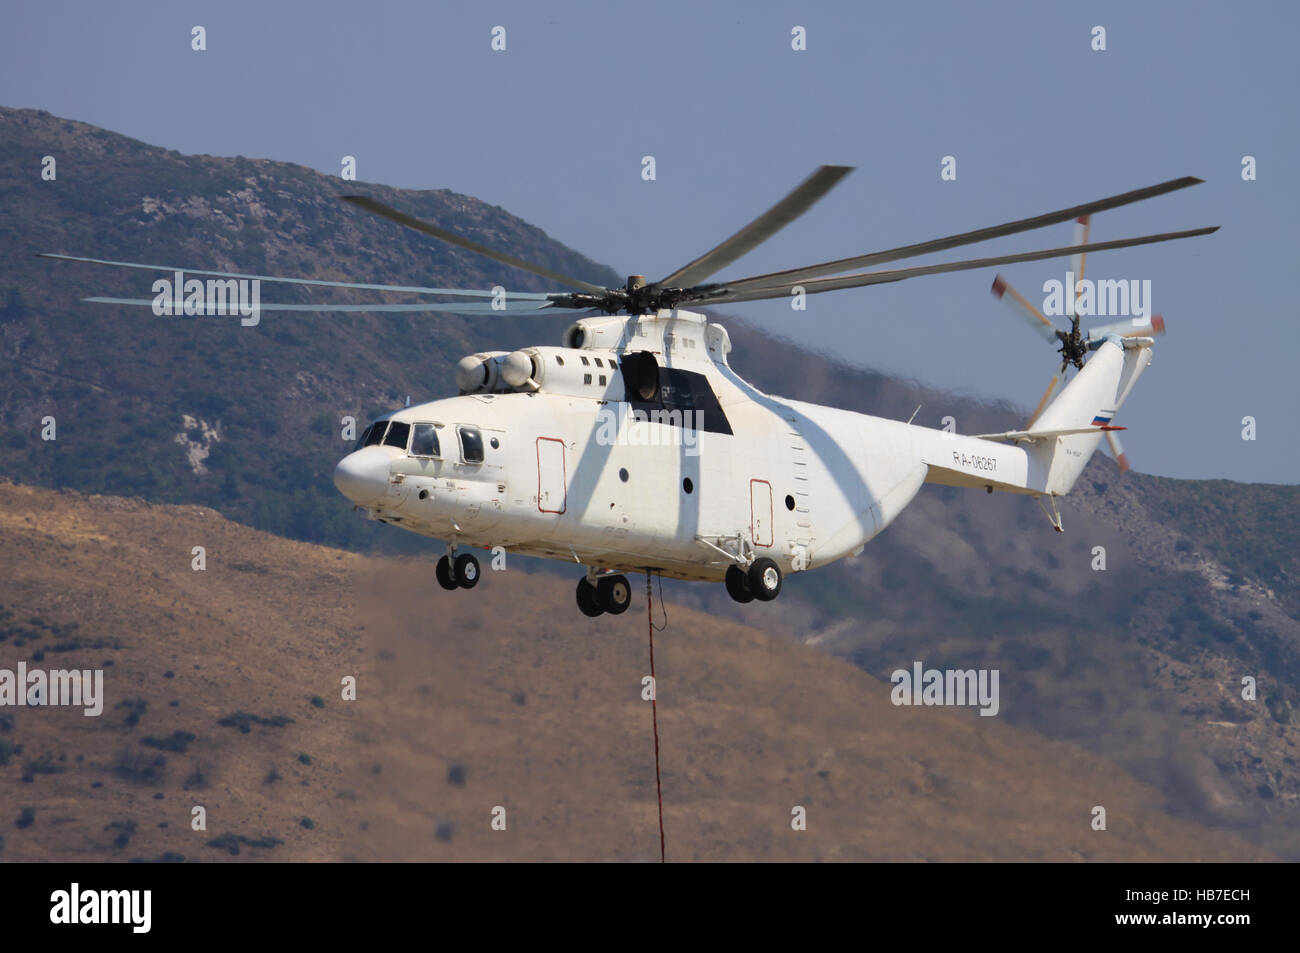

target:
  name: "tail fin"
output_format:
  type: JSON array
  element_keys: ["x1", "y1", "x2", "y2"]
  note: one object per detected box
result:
[{"x1": 1025, "y1": 337, "x2": 1153, "y2": 494}]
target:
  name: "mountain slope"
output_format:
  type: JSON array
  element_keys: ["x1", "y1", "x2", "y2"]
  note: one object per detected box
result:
[{"x1": 0, "y1": 481, "x2": 1271, "y2": 861}]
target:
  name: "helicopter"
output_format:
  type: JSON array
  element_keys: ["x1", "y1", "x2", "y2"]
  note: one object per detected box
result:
[{"x1": 42, "y1": 167, "x2": 1216, "y2": 616}]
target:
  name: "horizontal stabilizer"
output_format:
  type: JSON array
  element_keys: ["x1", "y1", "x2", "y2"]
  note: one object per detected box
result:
[{"x1": 976, "y1": 425, "x2": 1126, "y2": 444}]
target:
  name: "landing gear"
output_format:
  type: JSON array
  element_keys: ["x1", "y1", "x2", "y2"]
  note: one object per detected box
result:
[
  {"x1": 576, "y1": 577, "x2": 603, "y2": 617},
  {"x1": 435, "y1": 555, "x2": 458, "y2": 591},
  {"x1": 747, "y1": 557, "x2": 782, "y2": 601},
  {"x1": 454, "y1": 552, "x2": 481, "y2": 589},
  {"x1": 597, "y1": 574, "x2": 632, "y2": 614},
  {"x1": 436, "y1": 551, "x2": 480, "y2": 590},
  {"x1": 725, "y1": 564, "x2": 754, "y2": 603},
  {"x1": 575, "y1": 572, "x2": 632, "y2": 616}
]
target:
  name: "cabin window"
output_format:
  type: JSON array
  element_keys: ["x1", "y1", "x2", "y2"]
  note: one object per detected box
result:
[
  {"x1": 383, "y1": 421, "x2": 411, "y2": 451},
  {"x1": 555, "y1": 355, "x2": 565, "y2": 366},
  {"x1": 599, "y1": 375, "x2": 607, "y2": 386},
  {"x1": 459, "y1": 426, "x2": 484, "y2": 464},
  {"x1": 583, "y1": 374, "x2": 592, "y2": 385},
  {"x1": 580, "y1": 356, "x2": 590, "y2": 366},
  {"x1": 410, "y1": 423, "x2": 440, "y2": 457},
  {"x1": 594, "y1": 357, "x2": 604, "y2": 368}
]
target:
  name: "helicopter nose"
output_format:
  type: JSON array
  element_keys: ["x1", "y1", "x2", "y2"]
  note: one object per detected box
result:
[{"x1": 333, "y1": 447, "x2": 392, "y2": 505}]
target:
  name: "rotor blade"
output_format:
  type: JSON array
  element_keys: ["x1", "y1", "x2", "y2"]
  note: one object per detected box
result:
[
  {"x1": 1026, "y1": 367, "x2": 1068, "y2": 430},
  {"x1": 38, "y1": 253, "x2": 553, "y2": 299},
  {"x1": 1106, "y1": 429, "x2": 1130, "y2": 473},
  {"x1": 1070, "y1": 215, "x2": 1091, "y2": 315},
  {"x1": 339, "y1": 195, "x2": 606, "y2": 294},
  {"x1": 1087, "y1": 314, "x2": 1167, "y2": 342},
  {"x1": 82, "y1": 297, "x2": 587, "y2": 315},
  {"x1": 991, "y1": 274, "x2": 1059, "y2": 343},
  {"x1": 686, "y1": 176, "x2": 1205, "y2": 297},
  {"x1": 686, "y1": 227, "x2": 1218, "y2": 306},
  {"x1": 654, "y1": 165, "x2": 853, "y2": 289}
]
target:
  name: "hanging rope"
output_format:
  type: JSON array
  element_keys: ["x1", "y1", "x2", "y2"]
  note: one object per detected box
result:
[{"x1": 645, "y1": 570, "x2": 665, "y2": 863}]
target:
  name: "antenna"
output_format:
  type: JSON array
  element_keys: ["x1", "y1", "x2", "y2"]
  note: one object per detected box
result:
[{"x1": 907, "y1": 405, "x2": 922, "y2": 425}]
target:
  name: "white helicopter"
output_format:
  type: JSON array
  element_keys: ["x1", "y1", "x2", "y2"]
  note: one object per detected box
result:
[{"x1": 43, "y1": 168, "x2": 1215, "y2": 616}]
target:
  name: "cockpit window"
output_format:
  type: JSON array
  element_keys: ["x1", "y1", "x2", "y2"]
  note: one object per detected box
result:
[
  {"x1": 362, "y1": 421, "x2": 388, "y2": 448},
  {"x1": 410, "y1": 423, "x2": 440, "y2": 457},
  {"x1": 383, "y1": 421, "x2": 411, "y2": 451},
  {"x1": 458, "y1": 426, "x2": 484, "y2": 464}
]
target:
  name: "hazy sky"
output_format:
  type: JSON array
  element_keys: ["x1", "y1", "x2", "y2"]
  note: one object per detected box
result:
[{"x1": 3, "y1": 0, "x2": 1296, "y2": 482}]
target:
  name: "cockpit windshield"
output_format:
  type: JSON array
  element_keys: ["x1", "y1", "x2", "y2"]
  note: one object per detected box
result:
[
  {"x1": 383, "y1": 421, "x2": 411, "y2": 451},
  {"x1": 360, "y1": 420, "x2": 388, "y2": 448}
]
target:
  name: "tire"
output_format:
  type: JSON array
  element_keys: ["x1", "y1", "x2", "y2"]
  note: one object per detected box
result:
[
  {"x1": 454, "y1": 553, "x2": 480, "y2": 589},
  {"x1": 748, "y1": 557, "x2": 782, "y2": 602},
  {"x1": 725, "y1": 565, "x2": 754, "y2": 603},
  {"x1": 576, "y1": 577, "x2": 603, "y2": 617},
  {"x1": 435, "y1": 555, "x2": 458, "y2": 591},
  {"x1": 597, "y1": 574, "x2": 632, "y2": 615}
]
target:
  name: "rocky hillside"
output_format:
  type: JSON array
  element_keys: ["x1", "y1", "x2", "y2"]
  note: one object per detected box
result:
[{"x1": 0, "y1": 481, "x2": 1271, "y2": 861}]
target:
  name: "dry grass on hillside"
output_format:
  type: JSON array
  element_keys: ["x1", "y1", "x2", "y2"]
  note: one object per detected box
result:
[{"x1": 0, "y1": 481, "x2": 1270, "y2": 861}]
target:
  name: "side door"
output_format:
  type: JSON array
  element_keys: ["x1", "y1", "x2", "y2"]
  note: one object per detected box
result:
[
  {"x1": 750, "y1": 478, "x2": 773, "y2": 548},
  {"x1": 536, "y1": 436, "x2": 567, "y2": 514}
]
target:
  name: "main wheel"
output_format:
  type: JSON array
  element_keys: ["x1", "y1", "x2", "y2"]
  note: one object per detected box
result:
[
  {"x1": 454, "y1": 552, "x2": 480, "y2": 589},
  {"x1": 596, "y1": 574, "x2": 632, "y2": 615},
  {"x1": 748, "y1": 557, "x2": 782, "y2": 602},
  {"x1": 435, "y1": 555, "x2": 458, "y2": 591},
  {"x1": 725, "y1": 565, "x2": 754, "y2": 603},
  {"x1": 576, "y1": 577, "x2": 603, "y2": 617}
]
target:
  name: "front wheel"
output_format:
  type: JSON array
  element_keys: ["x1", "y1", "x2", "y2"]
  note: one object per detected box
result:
[
  {"x1": 725, "y1": 565, "x2": 754, "y2": 603},
  {"x1": 454, "y1": 553, "x2": 481, "y2": 589},
  {"x1": 597, "y1": 574, "x2": 632, "y2": 615},
  {"x1": 435, "y1": 556, "x2": 458, "y2": 591},
  {"x1": 748, "y1": 557, "x2": 782, "y2": 602},
  {"x1": 576, "y1": 577, "x2": 603, "y2": 617}
]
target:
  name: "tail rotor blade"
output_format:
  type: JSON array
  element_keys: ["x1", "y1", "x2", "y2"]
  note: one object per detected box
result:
[
  {"x1": 1070, "y1": 214, "x2": 1091, "y2": 316},
  {"x1": 1105, "y1": 429, "x2": 1130, "y2": 473},
  {"x1": 991, "y1": 274, "x2": 1060, "y2": 343},
  {"x1": 1026, "y1": 367, "x2": 1068, "y2": 429},
  {"x1": 1087, "y1": 313, "x2": 1167, "y2": 342}
]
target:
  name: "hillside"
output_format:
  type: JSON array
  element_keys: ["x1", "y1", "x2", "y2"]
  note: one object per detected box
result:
[
  {"x1": 1, "y1": 105, "x2": 1297, "y2": 857},
  {"x1": 0, "y1": 481, "x2": 1273, "y2": 861},
  {"x1": 0, "y1": 105, "x2": 620, "y2": 551}
]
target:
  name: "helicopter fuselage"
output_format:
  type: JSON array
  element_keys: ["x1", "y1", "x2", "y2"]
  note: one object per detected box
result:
[{"x1": 332, "y1": 308, "x2": 1038, "y2": 582}]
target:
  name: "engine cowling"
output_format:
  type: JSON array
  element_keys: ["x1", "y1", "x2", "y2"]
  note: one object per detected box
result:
[
  {"x1": 500, "y1": 349, "x2": 544, "y2": 391},
  {"x1": 455, "y1": 351, "x2": 508, "y2": 393}
]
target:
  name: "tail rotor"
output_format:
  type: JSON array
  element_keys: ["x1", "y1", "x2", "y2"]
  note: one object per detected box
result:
[{"x1": 989, "y1": 214, "x2": 1165, "y2": 469}]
